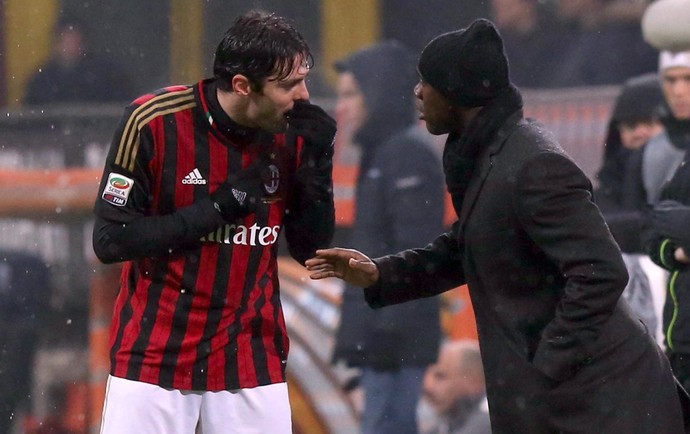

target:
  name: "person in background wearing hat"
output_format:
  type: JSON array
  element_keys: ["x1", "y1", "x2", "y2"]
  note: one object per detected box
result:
[
  {"x1": 331, "y1": 40, "x2": 445, "y2": 434},
  {"x1": 306, "y1": 19, "x2": 689, "y2": 433},
  {"x1": 596, "y1": 73, "x2": 665, "y2": 219},
  {"x1": 644, "y1": 49, "x2": 690, "y2": 392},
  {"x1": 594, "y1": 73, "x2": 665, "y2": 342}
]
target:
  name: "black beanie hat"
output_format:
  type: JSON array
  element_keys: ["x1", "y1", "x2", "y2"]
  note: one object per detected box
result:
[
  {"x1": 418, "y1": 19, "x2": 510, "y2": 107},
  {"x1": 611, "y1": 73, "x2": 664, "y2": 123}
]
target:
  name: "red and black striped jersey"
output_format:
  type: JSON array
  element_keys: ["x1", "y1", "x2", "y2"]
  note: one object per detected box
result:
[{"x1": 93, "y1": 80, "x2": 334, "y2": 391}]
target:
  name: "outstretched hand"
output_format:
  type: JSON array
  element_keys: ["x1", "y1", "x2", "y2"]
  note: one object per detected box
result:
[{"x1": 305, "y1": 248, "x2": 380, "y2": 288}]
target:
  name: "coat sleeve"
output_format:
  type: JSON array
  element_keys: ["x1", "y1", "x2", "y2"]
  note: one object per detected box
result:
[
  {"x1": 364, "y1": 222, "x2": 466, "y2": 307},
  {"x1": 515, "y1": 152, "x2": 629, "y2": 382}
]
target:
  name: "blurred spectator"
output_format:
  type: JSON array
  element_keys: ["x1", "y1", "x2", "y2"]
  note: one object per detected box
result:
[
  {"x1": 644, "y1": 49, "x2": 690, "y2": 391},
  {"x1": 595, "y1": 73, "x2": 664, "y2": 239},
  {"x1": 331, "y1": 40, "x2": 445, "y2": 434},
  {"x1": 418, "y1": 340, "x2": 490, "y2": 434},
  {"x1": 0, "y1": 250, "x2": 50, "y2": 434},
  {"x1": 629, "y1": 52, "x2": 690, "y2": 210},
  {"x1": 546, "y1": 0, "x2": 658, "y2": 87},
  {"x1": 594, "y1": 73, "x2": 666, "y2": 341},
  {"x1": 490, "y1": 0, "x2": 563, "y2": 88},
  {"x1": 24, "y1": 16, "x2": 134, "y2": 106}
]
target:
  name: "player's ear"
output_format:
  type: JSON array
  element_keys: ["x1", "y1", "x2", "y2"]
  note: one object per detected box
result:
[{"x1": 231, "y1": 74, "x2": 252, "y2": 96}]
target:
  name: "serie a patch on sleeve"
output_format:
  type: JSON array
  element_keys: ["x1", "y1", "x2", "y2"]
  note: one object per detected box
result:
[{"x1": 102, "y1": 172, "x2": 135, "y2": 206}]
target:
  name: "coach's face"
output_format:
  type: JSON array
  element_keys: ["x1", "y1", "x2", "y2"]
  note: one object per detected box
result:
[
  {"x1": 414, "y1": 79, "x2": 454, "y2": 136},
  {"x1": 414, "y1": 79, "x2": 479, "y2": 137}
]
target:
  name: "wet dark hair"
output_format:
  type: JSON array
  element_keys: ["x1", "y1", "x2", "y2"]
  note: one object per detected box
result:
[{"x1": 213, "y1": 10, "x2": 313, "y2": 92}]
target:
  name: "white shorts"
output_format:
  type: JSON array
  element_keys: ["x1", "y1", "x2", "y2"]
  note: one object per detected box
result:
[{"x1": 99, "y1": 375, "x2": 292, "y2": 434}]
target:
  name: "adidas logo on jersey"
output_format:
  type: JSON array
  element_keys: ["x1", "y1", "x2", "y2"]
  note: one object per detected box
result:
[{"x1": 182, "y1": 168, "x2": 207, "y2": 185}]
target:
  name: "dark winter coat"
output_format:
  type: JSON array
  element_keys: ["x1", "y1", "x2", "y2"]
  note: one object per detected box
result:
[{"x1": 365, "y1": 111, "x2": 688, "y2": 433}]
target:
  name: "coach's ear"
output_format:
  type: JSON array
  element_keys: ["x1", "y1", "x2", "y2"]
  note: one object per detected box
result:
[{"x1": 231, "y1": 74, "x2": 252, "y2": 96}]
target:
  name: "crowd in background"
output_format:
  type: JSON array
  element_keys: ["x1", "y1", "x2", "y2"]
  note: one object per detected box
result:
[{"x1": 19, "y1": 0, "x2": 661, "y2": 108}]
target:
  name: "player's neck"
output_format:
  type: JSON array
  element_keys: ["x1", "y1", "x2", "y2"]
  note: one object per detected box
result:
[{"x1": 216, "y1": 88, "x2": 255, "y2": 129}]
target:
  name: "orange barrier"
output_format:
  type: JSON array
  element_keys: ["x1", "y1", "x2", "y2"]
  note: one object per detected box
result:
[
  {"x1": 332, "y1": 164, "x2": 358, "y2": 227},
  {"x1": 0, "y1": 168, "x2": 100, "y2": 218},
  {"x1": 441, "y1": 285, "x2": 478, "y2": 341}
]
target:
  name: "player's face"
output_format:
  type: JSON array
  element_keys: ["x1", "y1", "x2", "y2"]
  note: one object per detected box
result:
[
  {"x1": 662, "y1": 66, "x2": 690, "y2": 120},
  {"x1": 250, "y1": 56, "x2": 311, "y2": 133}
]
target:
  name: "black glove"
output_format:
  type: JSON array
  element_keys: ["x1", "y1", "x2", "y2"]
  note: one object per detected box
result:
[
  {"x1": 211, "y1": 161, "x2": 267, "y2": 221},
  {"x1": 287, "y1": 100, "x2": 336, "y2": 159},
  {"x1": 652, "y1": 200, "x2": 690, "y2": 245}
]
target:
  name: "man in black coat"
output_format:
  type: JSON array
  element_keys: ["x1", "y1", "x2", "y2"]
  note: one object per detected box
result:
[
  {"x1": 307, "y1": 19, "x2": 689, "y2": 433},
  {"x1": 331, "y1": 41, "x2": 445, "y2": 434}
]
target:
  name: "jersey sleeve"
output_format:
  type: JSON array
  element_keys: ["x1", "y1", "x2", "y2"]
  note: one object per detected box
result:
[
  {"x1": 93, "y1": 103, "x2": 154, "y2": 224},
  {"x1": 283, "y1": 135, "x2": 335, "y2": 265},
  {"x1": 92, "y1": 103, "x2": 225, "y2": 264}
]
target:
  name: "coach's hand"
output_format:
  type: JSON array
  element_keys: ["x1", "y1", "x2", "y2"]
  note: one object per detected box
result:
[
  {"x1": 288, "y1": 100, "x2": 336, "y2": 159},
  {"x1": 211, "y1": 162, "x2": 266, "y2": 221},
  {"x1": 305, "y1": 248, "x2": 379, "y2": 288}
]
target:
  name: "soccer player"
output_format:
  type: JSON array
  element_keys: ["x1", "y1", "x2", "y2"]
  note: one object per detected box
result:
[{"x1": 92, "y1": 11, "x2": 335, "y2": 434}]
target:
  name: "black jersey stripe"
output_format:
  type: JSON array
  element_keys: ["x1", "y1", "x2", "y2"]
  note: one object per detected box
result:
[
  {"x1": 223, "y1": 144, "x2": 248, "y2": 389},
  {"x1": 192, "y1": 111, "x2": 210, "y2": 201},
  {"x1": 115, "y1": 89, "x2": 195, "y2": 171},
  {"x1": 115, "y1": 88, "x2": 194, "y2": 167},
  {"x1": 125, "y1": 268, "x2": 167, "y2": 381},
  {"x1": 246, "y1": 200, "x2": 274, "y2": 385},
  {"x1": 157, "y1": 112, "x2": 179, "y2": 214},
  {"x1": 224, "y1": 241, "x2": 266, "y2": 389},
  {"x1": 250, "y1": 270, "x2": 272, "y2": 385},
  {"x1": 110, "y1": 264, "x2": 138, "y2": 372},
  {"x1": 159, "y1": 264, "x2": 202, "y2": 387},
  {"x1": 271, "y1": 275, "x2": 288, "y2": 378},
  {"x1": 192, "y1": 243, "x2": 231, "y2": 390}
]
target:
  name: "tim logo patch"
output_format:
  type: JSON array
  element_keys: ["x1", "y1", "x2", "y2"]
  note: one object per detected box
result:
[{"x1": 102, "y1": 173, "x2": 135, "y2": 206}]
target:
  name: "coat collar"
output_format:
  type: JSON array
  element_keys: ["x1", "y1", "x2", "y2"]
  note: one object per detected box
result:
[{"x1": 456, "y1": 109, "x2": 524, "y2": 232}]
